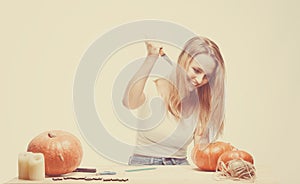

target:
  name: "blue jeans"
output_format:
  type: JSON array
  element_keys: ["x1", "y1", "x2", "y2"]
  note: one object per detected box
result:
[{"x1": 128, "y1": 154, "x2": 189, "y2": 165}]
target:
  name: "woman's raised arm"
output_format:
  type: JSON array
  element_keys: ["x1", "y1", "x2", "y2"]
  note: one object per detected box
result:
[{"x1": 122, "y1": 42, "x2": 162, "y2": 109}]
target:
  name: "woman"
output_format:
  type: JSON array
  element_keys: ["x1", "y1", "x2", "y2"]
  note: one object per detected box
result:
[{"x1": 123, "y1": 36, "x2": 225, "y2": 165}]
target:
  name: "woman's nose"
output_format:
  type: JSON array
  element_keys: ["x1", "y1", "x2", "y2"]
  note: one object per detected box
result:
[{"x1": 195, "y1": 74, "x2": 205, "y2": 83}]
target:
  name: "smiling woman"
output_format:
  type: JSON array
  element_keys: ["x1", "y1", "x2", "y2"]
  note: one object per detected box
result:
[
  {"x1": 188, "y1": 63, "x2": 208, "y2": 88},
  {"x1": 122, "y1": 36, "x2": 226, "y2": 165}
]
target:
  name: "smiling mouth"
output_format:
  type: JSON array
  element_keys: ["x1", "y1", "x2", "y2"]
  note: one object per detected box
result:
[{"x1": 192, "y1": 81, "x2": 199, "y2": 86}]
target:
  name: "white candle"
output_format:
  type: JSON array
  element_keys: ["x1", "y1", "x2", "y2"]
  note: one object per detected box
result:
[
  {"x1": 28, "y1": 153, "x2": 45, "y2": 181},
  {"x1": 18, "y1": 152, "x2": 33, "y2": 180}
]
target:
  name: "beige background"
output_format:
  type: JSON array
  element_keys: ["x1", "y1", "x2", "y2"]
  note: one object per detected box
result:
[{"x1": 1, "y1": 0, "x2": 299, "y2": 183}]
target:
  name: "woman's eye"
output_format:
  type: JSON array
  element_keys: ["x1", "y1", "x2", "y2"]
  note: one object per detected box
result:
[{"x1": 193, "y1": 68, "x2": 201, "y2": 74}]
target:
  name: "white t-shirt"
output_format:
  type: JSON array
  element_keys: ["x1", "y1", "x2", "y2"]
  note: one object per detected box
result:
[{"x1": 131, "y1": 77, "x2": 197, "y2": 158}]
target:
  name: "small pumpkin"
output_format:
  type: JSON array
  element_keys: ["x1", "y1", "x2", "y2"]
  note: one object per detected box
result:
[
  {"x1": 192, "y1": 141, "x2": 235, "y2": 171},
  {"x1": 217, "y1": 150, "x2": 254, "y2": 168},
  {"x1": 27, "y1": 130, "x2": 83, "y2": 176},
  {"x1": 216, "y1": 150, "x2": 256, "y2": 181}
]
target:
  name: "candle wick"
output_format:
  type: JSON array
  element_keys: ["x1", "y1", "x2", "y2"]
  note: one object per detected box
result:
[
  {"x1": 59, "y1": 154, "x2": 64, "y2": 161},
  {"x1": 48, "y1": 132, "x2": 56, "y2": 138}
]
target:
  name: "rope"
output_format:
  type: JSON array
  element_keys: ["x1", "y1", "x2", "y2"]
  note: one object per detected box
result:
[{"x1": 214, "y1": 158, "x2": 256, "y2": 182}]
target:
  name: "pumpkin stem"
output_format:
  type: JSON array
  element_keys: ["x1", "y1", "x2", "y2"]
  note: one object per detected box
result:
[{"x1": 48, "y1": 132, "x2": 56, "y2": 138}]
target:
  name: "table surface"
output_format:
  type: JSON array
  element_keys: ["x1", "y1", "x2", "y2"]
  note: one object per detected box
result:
[{"x1": 6, "y1": 165, "x2": 279, "y2": 184}]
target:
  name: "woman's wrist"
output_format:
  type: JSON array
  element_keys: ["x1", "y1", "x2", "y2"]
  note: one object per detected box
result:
[{"x1": 145, "y1": 54, "x2": 159, "y2": 62}]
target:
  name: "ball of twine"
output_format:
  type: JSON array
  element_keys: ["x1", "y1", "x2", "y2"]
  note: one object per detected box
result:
[{"x1": 215, "y1": 158, "x2": 256, "y2": 182}]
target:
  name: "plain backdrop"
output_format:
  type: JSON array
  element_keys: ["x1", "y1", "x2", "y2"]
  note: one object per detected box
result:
[{"x1": 1, "y1": 0, "x2": 300, "y2": 183}]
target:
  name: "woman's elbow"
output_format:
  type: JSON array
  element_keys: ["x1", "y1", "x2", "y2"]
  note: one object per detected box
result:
[{"x1": 122, "y1": 93, "x2": 145, "y2": 109}]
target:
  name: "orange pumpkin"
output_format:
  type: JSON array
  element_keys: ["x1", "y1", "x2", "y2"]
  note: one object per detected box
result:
[
  {"x1": 192, "y1": 141, "x2": 235, "y2": 171},
  {"x1": 217, "y1": 150, "x2": 254, "y2": 168},
  {"x1": 216, "y1": 150, "x2": 255, "y2": 181},
  {"x1": 27, "y1": 130, "x2": 83, "y2": 176}
]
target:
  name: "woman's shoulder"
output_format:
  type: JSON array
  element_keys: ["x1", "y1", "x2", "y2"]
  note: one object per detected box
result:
[{"x1": 153, "y1": 78, "x2": 173, "y2": 98}]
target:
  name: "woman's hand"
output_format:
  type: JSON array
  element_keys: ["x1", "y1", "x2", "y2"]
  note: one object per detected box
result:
[{"x1": 145, "y1": 41, "x2": 163, "y2": 56}]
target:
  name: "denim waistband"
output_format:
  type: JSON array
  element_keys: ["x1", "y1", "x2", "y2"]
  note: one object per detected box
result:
[{"x1": 128, "y1": 154, "x2": 189, "y2": 165}]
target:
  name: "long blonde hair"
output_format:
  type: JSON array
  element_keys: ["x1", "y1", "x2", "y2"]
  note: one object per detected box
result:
[{"x1": 167, "y1": 36, "x2": 225, "y2": 140}]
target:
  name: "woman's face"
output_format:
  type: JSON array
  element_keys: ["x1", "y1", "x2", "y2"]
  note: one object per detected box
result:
[{"x1": 187, "y1": 59, "x2": 209, "y2": 89}]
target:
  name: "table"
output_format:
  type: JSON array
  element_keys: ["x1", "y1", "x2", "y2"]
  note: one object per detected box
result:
[{"x1": 6, "y1": 165, "x2": 278, "y2": 184}]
